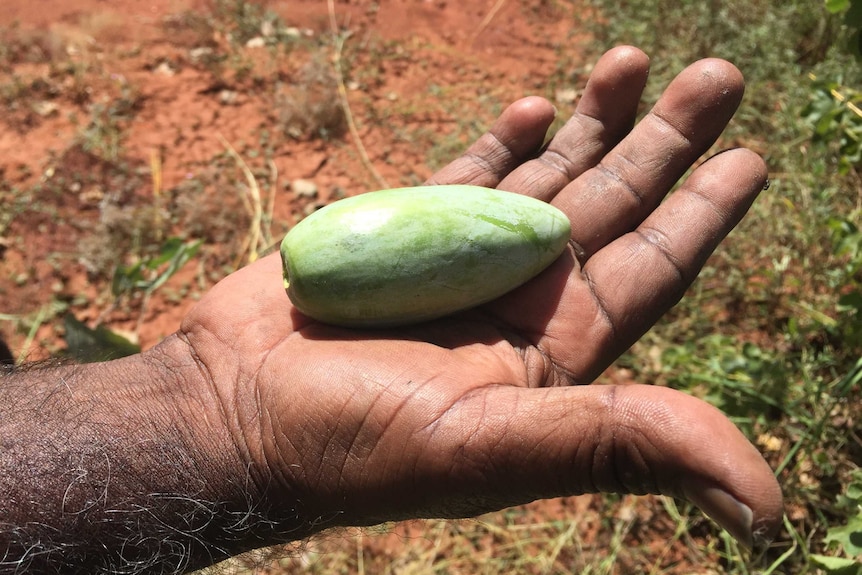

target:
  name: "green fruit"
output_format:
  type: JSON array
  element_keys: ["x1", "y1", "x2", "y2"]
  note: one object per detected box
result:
[{"x1": 280, "y1": 185, "x2": 571, "y2": 328}]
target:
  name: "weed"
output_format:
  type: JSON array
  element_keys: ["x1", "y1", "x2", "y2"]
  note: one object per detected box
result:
[
  {"x1": 826, "y1": 0, "x2": 862, "y2": 59},
  {"x1": 77, "y1": 81, "x2": 142, "y2": 162},
  {"x1": 162, "y1": 10, "x2": 220, "y2": 49},
  {"x1": 810, "y1": 466, "x2": 862, "y2": 573},
  {"x1": 0, "y1": 23, "x2": 57, "y2": 70},
  {"x1": 170, "y1": 169, "x2": 250, "y2": 251},
  {"x1": 275, "y1": 53, "x2": 346, "y2": 141},
  {"x1": 174, "y1": 0, "x2": 305, "y2": 86},
  {"x1": 0, "y1": 299, "x2": 69, "y2": 364},
  {"x1": 210, "y1": 0, "x2": 278, "y2": 47},
  {"x1": 0, "y1": 187, "x2": 31, "y2": 241},
  {"x1": 62, "y1": 313, "x2": 140, "y2": 363},
  {"x1": 804, "y1": 74, "x2": 862, "y2": 175},
  {"x1": 111, "y1": 236, "x2": 202, "y2": 302}
]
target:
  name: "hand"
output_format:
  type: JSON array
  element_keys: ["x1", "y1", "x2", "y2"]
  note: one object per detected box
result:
[{"x1": 173, "y1": 46, "x2": 783, "y2": 552}]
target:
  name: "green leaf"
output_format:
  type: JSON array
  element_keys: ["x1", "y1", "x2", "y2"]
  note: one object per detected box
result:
[
  {"x1": 144, "y1": 236, "x2": 186, "y2": 269},
  {"x1": 63, "y1": 314, "x2": 140, "y2": 363},
  {"x1": 827, "y1": 0, "x2": 852, "y2": 14},
  {"x1": 839, "y1": 291, "x2": 862, "y2": 313},
  {"x1": 825, "y1": 515, "x2": 862, "y2": 557},
  {"x1": 810, "y1": 554, "x2": 862, "y2": 575},
  {"x1": 142, "y1": 238, "x2": 202, "y2": 295},
  {"x1": 111, "y1": 260, "x2": 146, "y2": 297},
  {"x1": 111, "y1": 237, "x2": 202, "y2": 298}
]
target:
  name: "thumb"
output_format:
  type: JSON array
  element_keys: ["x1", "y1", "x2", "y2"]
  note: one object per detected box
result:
[{"x1": 434, "y1": 383, "x2": 783, "y2": 548}]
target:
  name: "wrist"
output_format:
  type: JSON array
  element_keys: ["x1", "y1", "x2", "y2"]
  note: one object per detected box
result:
[
  {"x1": 0, "y1": 335, "x2": 306, "y2": 573},
  {"x1": 144, "y1": 333, "x2": 317, "y2": 539},
  {"x1": 136, "y1": 334, "x2": 311, "y2": 565}
]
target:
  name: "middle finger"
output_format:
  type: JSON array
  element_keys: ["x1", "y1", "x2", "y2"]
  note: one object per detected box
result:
[
  {"x1": 552, "y1": 58, "x2": 746, "y2": 261},
  {"x1": 498, "y1": 46, "x2": 651, "y2": 199}
]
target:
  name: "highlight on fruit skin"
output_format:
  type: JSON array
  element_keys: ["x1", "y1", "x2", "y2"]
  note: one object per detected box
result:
[{"x1": 280, "y1": 185, "x2": 572, "y2": 328}]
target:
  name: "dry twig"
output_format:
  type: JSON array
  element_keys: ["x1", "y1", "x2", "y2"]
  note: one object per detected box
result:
[{"x1": 327, "y1": 0, "x2": 389, "y2": 190}]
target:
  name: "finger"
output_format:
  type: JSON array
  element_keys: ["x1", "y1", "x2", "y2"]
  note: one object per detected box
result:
[
  {"x1": 498, "y1": 45, "x2": 650, "y2": 199},
  {"x1": 426, "y1": 96, "x2": 556, "y2": 187},
  {"x1": 485, "y1": 148, "x2": 765, "y2": 382},
  {"x1": 554, "y1": 58, "x2": 746, "y2": 260},
  {"x1": 426, "y1": 384, "x2": 783, "y2": 549},
  {"x1": 581, "y1": 148, "x2": 767, "y2": 373}
]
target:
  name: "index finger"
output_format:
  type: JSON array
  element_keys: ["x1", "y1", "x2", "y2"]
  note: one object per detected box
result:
[{"x1": 425, "y1": 96, "x2": 556, "y2": 188}]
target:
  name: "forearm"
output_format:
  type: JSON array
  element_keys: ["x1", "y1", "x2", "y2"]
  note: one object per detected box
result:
[{"x1": 0, "y1": 336, "x2": 301, "y2": 574}]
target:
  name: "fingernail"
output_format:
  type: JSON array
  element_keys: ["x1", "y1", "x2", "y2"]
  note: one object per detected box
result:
[{"x1": 689, "y1": 486, "x2": 754, "y2": 549}]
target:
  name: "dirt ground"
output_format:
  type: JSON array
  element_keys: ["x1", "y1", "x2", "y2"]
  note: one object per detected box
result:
[
  {"x1": 0, "y1": 1, "x2": 729, "y2": 572},
  {"x1": 1, "y1": 0, "x2": 591, "y2": 356}
]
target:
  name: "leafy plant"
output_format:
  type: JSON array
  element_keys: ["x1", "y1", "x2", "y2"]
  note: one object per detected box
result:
[
  {"x1": 826, "y1": 0, "x2": 862, "y2": 58},
  {"x1": 658, "y1": 335, "x2": 789, "y2": 432},
  {"x1": 77, "y1": 81, "x2": 141, "y2": 162},
  {"x1": 211, "y1": 0, "x2": 282, "y2": 47},
  {"x1": 827, "y1": 215, "x2": 862, "y2": 349},
  {"x1": 811, "y1": 467, "x2": 862, "y2": 574},
  {"x1": 111, "y1": 236, "x2": 202, "y2": 301},
  {"x1": 63, "y1": 314, "x2": 140, "y2": 363},
  {"x1": 804, "y1": 75, "x2": 862, "y2": 175}
]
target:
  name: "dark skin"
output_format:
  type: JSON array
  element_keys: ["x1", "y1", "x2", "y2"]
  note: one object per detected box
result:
[{"x1": 0, "y1": 47, "x2": 783, "y2": 573}]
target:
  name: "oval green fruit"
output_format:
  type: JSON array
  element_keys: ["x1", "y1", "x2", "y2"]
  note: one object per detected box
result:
[{"x1": 280, "y1": 185, "x2": 571, "y2": 328}]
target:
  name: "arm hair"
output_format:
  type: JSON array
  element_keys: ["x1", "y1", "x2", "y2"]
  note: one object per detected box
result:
[{"x1": 0, "y1": 350, "x2": 307, "y2": 574}]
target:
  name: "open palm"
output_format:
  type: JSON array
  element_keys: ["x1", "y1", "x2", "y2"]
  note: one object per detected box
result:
[{"x1": 178, "y1": 47, "x2": 783, "y2": 549}]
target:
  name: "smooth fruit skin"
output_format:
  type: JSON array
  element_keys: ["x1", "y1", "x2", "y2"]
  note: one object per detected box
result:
[{"x1": 280, "y1": 185, "x2": 571, "y2": 328}]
